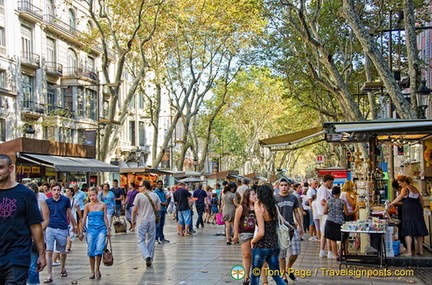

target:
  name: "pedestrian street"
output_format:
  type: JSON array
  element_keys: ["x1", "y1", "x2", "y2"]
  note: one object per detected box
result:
[{"x1": 47, "y1": 217, "x2": 425, "y2": 285}]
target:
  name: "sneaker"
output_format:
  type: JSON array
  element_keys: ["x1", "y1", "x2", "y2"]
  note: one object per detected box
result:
[
  {"x1": 155, "y1": 240, "x2": 161, "y2": 244},
  {"x1": 309, "y1": 236, "x2": 318, "y2": 241},
  {"x1": 161, "y1": 239, "x2": 170, "y2": 244},
  {"x1": 289, "y1": 272, "x2": 297, "y2": 281},
  {"x1": 52, "y1": 262, "x2": 61, "y2": 267},
  {"x1": 319, "y1": 250, "x2": 326, "y2": 258},
  {"x1": 327, "y1": 252, "x2": 336, "y2": 259},
  {"x1": 146, "y1": 257, "x2": 152, "y2": 267}
]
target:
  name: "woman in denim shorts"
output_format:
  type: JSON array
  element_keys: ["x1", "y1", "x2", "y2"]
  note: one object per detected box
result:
[{"x1": 233, "y1": 187, "x2": 257, "y2": 285}]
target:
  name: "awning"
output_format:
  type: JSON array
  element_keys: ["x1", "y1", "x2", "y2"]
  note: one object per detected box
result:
[
  {"x1": 259, "y1": 126, "x2": 325, "y2": 151},
  {"x1": 19, "y1": 153, "x2": 119, "y2": 172},
  {"x1": 324, "y1": 119, "x2": 432, "y2": 142}
]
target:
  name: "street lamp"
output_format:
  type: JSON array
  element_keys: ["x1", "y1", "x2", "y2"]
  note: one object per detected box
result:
[
  {"x1": 193, "y1": 158, "x2": 198, "y2": 171},
  {"x1": 415, "y1": 80, "x2": 431, "y2": 119}
]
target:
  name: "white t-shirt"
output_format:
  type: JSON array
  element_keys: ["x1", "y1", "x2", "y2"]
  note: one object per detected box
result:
[
  {"x1": 340, "y1": 192, "x2": 354, "y2": 212},
  {"x1": 133, "y1": 192, "x2": 161, "y2": 224},
  {"x1": 316, "y1": 184, "x2": 331, "y2": 215},
  {"x1": 237, "y1": 185, "x2": 250, "y2": 199},
  {"x1": 312, "y1": 200, "x2": 319, "y2": 219},
  {"x1": 301, "y1": 194, "x2": 310, "y2": 210},
  {"x1": 306, "y1": 187, "x2": 317, "y2": 200}
]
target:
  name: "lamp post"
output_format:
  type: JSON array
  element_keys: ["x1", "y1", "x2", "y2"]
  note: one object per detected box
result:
[
  {"x1": 193, "y1": 158, "x2": 198, "y2": 171},
  {"x1": 415, "y1": 80, "x2": 431, "y2": 119}
]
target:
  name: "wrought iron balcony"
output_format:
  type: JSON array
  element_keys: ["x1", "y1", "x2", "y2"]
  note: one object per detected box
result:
[
  {"x1": 46, "y1": 105, "x2": 74, "y2": 118},
  {"x1": 63, "y1": 66, "x2": 97, "y2": 80},
  {"x1": 21, "y1": 51, "x2": 40, "y2": 67},
  {"x1": 44, "y1": 14, "x2": 79, "y2": 37},
  {"x1": 21, "y1": 100, "x2": 44, "y2": 115},
  {"x1": 45, "y1": 61, "x2": 63, "y2": 76},
  {"x1": 18, "y1": 1, "x2": 43, "y2": 21}
]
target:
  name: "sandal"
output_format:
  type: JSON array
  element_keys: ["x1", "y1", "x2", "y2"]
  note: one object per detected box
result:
[
  {"x1": 96, "y1": 274, "x2": 102, "y2": 279},
  {"x1": 43, "y1": 278, "x2": 53, "y2": 283},
  {"x1": 61, "y1": 270, "x2": 68, "y2": 277},
  {"x1": 89, "y1": 275, "x2": 95, "y2": 279}
]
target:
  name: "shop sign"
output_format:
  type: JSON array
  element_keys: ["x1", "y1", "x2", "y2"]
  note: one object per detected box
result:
[
  {"x1": 31, "y1": 166, "x2": 40, "y2": 174},
  {"x1": 16, "y1": 166, "x2": 22, "y2": 173},
  {"x1": 317, "y1": 169, "x2": 348, "y2": 179},
  {"x1": 316, "y1": 155, "x2": 325, "y2": 164},
  {"x1": 45, "y1": 168, "x2": 56, "y2": 176},
  {"x1": 22, "y1": 166, "x2": 31, "y2": 173}
]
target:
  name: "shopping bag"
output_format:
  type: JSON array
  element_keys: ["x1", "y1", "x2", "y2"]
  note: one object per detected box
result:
[
  {"x1": 215, "y1": 213, "x2": 224, "y2": 225},
  {"x1": 113, "y1": 216, "x2": 127, "y2": 233}
]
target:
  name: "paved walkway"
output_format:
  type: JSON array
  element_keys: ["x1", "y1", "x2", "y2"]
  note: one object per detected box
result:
[{"x1": 42, "y1": 216, "x2": 425, "y2": 285}]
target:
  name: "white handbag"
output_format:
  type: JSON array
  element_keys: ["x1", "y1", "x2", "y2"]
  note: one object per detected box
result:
[{"x1": 276, "y1": 207, "x2": 292, "y2": 250}]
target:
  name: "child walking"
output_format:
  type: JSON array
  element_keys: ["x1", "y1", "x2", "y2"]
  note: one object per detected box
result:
[
  {"x1": 323, "y1": 186, "x2": 358, "y2": 259},
  {"x1": 210, "y1": 193, "x2": 219, "y2": 224}
]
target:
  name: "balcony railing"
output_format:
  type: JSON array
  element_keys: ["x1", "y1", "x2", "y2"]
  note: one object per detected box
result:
[
  {"x1": 63, "y1": 66, "x2": 97, "y2": 80},
  {"x1": 47, "y1": 106, "x2": 74, "y2": 118},
  {"x1": 45, "y1": 61, "x2": 63, "y2": 76},
  {"x1": 22, "y1": 100, "x2": 44, "y2": 115},
  {"x1": 18, "y1": 1, "x2": 43, "y2": 20},
  {"x1": 21, "y1": 51, "x2": 40, "y2": 67},
  {"x1": 44, "y1": 14, "x2": 79, "y2": 37}
]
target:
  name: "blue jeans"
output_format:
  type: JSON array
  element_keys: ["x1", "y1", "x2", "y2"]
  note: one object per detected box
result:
[
  {"x1": 195, "y1": 202, "x2": 205, "y2": 227},
  {"x1": 250, "y1": 247, "x2": 285, "y2": 285},
  {"x1": 156, "y1": 211, "x2": 166, "y2": 241},
  {"x1": 27, "y1": 248, "x2": 39, "y2": 284},
  {"x1": 137, "y1": 221, "x2": 156, "y2": 261}
]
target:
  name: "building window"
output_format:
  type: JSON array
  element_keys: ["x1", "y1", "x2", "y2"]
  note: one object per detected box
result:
[
  {"x1": 0, "y1": 70, "x2": 5, "y2": 88},
  {"x1": 22, "y1": 74, "x2": 34, "y2": 108},
  {"x1": 77, "y1": 87, "x2": 84, "y2": 116},
  {"x1": 47, "y1": 84, "x2": 57, "y2": 113},
  {"x1": 43, "y1": 126, "x2": 55, "y2": 140},
  {"x1": 46, "y1": 0, "x2": 54, "y2": 16},
  {"x1": 139, "y1": 122, "x2": 146, "y2": 146},
  {"x1": 85, "y1": 88, "x2": 97, "y2": 120},
  {"x1": 0, "y1": 27, "x2": 5, "y2": 47},
  {"x1": 129, "y1": 121, "x2": 136, "y2": 146},
  {"x1": 0, "y1": 119, "x2": 5, "y2": 142},
  {"x1": 69, "y1": 9, "x2": 76, "y2": 30},
  {"x1": 46, "y1": 38, "x2": 56, "y2": 63},
  {"x1": 63, "y1": 87, "x2": 73, "y2": 112},
  {"x1": 21, "y1": 26, "x2": 33, "y2": 61},
  {"x1": 67, "y1": 48, "x2": 77, "y2": 75}
]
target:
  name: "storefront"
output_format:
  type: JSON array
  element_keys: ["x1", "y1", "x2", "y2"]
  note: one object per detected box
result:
[{"x1": 0, "y1": 137, "x2": 119, "y2": 184}]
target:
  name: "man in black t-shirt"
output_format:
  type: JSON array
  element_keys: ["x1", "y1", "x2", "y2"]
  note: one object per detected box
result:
[
  {"x1": 173, "y1": 182, "x2": 192, "y2": 236},
  {"x1": 0, "y1": 154, "x2": 46, "y2": 284}
]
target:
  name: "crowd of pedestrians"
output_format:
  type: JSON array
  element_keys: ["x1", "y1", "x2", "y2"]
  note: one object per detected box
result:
[{"x1": 1, "y1": 152, "x2": 366, "y2": 285}]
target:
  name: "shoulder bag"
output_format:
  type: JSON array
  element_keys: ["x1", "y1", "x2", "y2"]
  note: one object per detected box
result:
[
  {"x1": 103, "y1": 236, "x2": 114, "y2": 266},
  {"x1": 276, "y1": 206, "x2": 294, "y2": 250},
  {"x1": 144, "y1": 192, "x2": 161, "y2": 224}
]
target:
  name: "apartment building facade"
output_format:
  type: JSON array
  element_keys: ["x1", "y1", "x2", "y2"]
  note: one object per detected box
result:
[{"x1": 0, "y1": 0, "x2": 173, "y2": 170}]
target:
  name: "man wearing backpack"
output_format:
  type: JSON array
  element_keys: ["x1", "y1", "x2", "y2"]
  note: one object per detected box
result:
[{"x1": 274, "y1": 179, "x2": 304, "y2": 283}]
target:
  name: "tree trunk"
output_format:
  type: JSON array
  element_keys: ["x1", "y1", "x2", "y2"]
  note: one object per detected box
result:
[
  {"x1": 340, "y1": 0, "x2": 415, "y2": 119},
  {"x1": 403, "y1": 0, "x2": 421, "y2": 114},
  {"x1": 364, "y1": 53, "x2": 377, "y2": 119}
]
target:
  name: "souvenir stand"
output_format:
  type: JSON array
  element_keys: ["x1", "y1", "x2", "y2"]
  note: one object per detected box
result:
[{"x1": 324, "y1": 119, "x2": 432, "y2": 266}]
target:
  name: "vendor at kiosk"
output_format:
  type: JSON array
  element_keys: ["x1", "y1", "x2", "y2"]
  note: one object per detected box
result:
[{"x1": 389, "y1": 175, "x2": 428, "y2": 256}]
